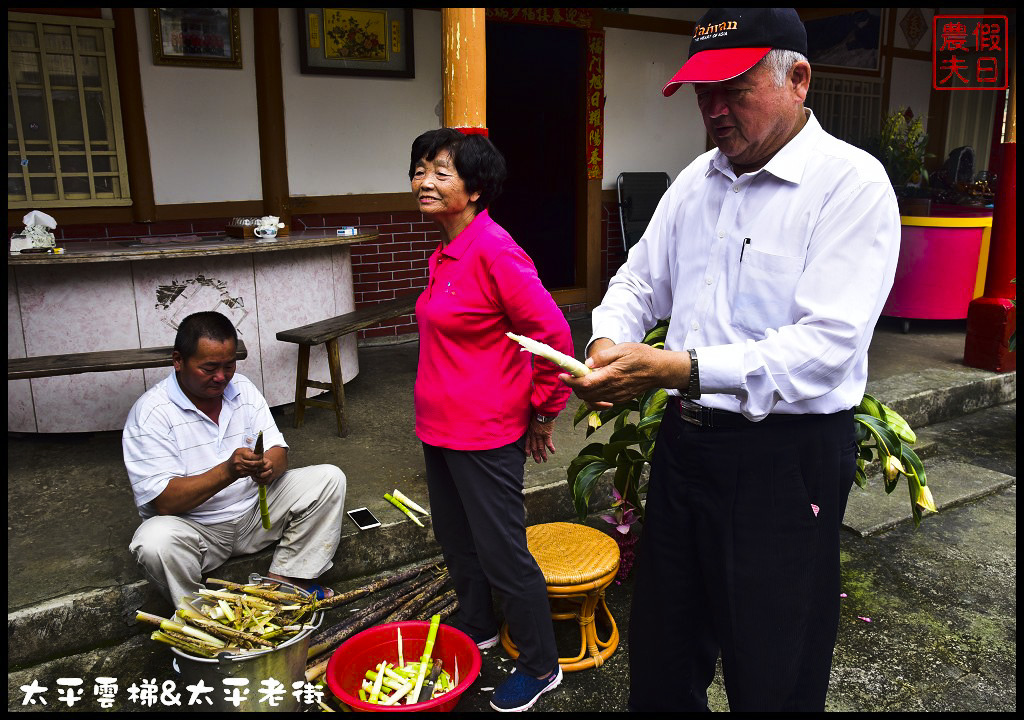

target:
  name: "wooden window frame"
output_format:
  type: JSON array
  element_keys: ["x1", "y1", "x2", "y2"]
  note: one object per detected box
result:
[{"x1": 8, "y1": 12, "x2": 131, "y2": 208}]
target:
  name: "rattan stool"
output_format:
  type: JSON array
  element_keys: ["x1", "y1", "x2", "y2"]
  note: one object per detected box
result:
[{"x1": 500, "y1": 522, "x2": 620, "y2": 672}]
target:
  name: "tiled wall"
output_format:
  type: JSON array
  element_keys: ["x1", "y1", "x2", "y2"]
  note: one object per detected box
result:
[{"x1": 15, "y1": 207, "x2": 623, "y2": 341}]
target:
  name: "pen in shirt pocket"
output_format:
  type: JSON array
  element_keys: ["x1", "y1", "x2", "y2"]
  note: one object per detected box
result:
[{"x1": 740, "y1": 237, "x2": 751, "y2": 262}]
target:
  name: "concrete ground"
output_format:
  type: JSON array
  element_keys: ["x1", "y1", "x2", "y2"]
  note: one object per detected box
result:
[{"x1": 7, "y1": 315, "x2": 1017, "y2": 711}]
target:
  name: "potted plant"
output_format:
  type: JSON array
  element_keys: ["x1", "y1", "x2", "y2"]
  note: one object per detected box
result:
[
  {"x1": 867, "y1": 107, "x2": 933, "y2": 216},
  {"x1": 566, "y1": 323, "x2": 669, "y2": 579},
  {"x1": 566, "y1": 323, "x2": 936, "y2": 580}
]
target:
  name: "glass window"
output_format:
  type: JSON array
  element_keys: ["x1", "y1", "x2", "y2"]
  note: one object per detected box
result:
[
  {"x1": 806, "y1": 75, "x2": 883, "y2": 149},
  {"x1": 8, "y1": 13, "x2": 130, "y2": 207}
]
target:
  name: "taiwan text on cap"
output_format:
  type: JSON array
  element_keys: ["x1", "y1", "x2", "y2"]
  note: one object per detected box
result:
[{"x1": 663, "y1": 8, "x2": 807, "y2": 96}]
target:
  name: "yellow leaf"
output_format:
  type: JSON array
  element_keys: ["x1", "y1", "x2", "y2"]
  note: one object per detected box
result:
[
  {"x1": 916, "y1": 485, "x2": 938, "y2": 513},
  {"x1": 883, "y1": 454, "x2": 904, "y2": 481}
]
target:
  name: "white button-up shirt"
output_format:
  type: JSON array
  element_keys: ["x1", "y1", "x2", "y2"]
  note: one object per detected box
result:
[
  {"x1": 592, "y1": 112, "x2": 901, "y2": 420},
  {"x1": 123, "y1": 371, "x2": 288, "y2": 523}
]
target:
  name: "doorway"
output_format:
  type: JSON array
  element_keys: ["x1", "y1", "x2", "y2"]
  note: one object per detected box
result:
[{"x1": 485, "y1": 21, "x2": 584, "y2": 290}]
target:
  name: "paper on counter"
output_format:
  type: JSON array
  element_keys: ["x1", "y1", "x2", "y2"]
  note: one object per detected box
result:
[{"x1": 22, "y1": 211, "x2": 57, "y2": 229}]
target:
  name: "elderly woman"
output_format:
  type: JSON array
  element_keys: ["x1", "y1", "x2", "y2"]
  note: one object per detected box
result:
[{"x1": 410, "y1": 128, "x2": 572, "y2": 712}]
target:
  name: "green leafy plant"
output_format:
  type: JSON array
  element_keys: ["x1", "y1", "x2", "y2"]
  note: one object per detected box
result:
[
  {"x1": 866, "y1": 107, "x2": 933, "y2": 198},
  {"x1": 567, "y1": 325, "x2": 936, "y2": 530},
  {"x1": 853, "y1": 394, "x2": 936, "y2": 527},
  {"x1": 566, "y1": 323, "x2": 668, "y2": 528}
]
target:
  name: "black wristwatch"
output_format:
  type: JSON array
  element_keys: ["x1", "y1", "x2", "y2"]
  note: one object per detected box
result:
[
  {"x1": 534, "y1": 413, "x2": 557, "y2": 424},
  {"x1": 684, "y1": 349, "x2": 701, "y2": 399}
]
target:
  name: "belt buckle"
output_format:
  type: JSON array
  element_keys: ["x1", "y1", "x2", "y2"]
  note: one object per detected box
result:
[{"x1": 677, "y1": 398, "x2": 704, "y2": 426}]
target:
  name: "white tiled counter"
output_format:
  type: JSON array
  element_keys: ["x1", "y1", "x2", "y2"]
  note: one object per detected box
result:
[{"x1": 7, "y1": 231, "x2": 376, "y2": 433}]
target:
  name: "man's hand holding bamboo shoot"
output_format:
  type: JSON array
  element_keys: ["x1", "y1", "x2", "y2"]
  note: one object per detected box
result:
[
  {"x1": 150, "y1": 445, "x2": 288, "y2": 517},
  {"x1": 561, "y1": 339, "x2": 692, "y2": 410},
  {"x1": 227, "y1": 445, "x2": 283, "y2": 486},
  {"x1": 243, "y1": 446, "x2": 288, "y2": 487}
]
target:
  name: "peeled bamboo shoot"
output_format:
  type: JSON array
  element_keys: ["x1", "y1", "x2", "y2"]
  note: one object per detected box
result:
[
  {"x1": 391, "y1": 489, "x2": 429, "y2": 516},
  {"x1": 409, "y1": 614, "x2": 441, "y2": 704},
  {"x1": 385, "y1": 493, "x2": 425, "y2": 527},
  {"x1": 506, "y1": 332, "x2": 590, "y2": 377}
]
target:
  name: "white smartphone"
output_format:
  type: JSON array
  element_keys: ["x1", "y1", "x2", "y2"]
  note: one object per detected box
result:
[{"x1": 347, "y1": 507, "x2": 381, "y2": 531}]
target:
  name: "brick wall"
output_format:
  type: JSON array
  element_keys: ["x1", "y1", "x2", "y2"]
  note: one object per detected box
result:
[
  {"x1": 294, "y1": 210, "x2": 437, "y2": 340},
  {"x1": 602, "y1": 201, "x2": 627, "y2": 291}
]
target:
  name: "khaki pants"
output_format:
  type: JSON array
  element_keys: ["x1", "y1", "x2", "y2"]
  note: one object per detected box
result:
[{"x1": 130, "y1": 464, "x2": 346, "y2": 605}]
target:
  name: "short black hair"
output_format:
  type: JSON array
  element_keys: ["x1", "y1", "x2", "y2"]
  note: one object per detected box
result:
[
  {"x1": 409, "y1": 128, "x2": 507, "y2": 210},
  {"x1": 174, "y1": 311, "x2": 238, "y2": 360}
]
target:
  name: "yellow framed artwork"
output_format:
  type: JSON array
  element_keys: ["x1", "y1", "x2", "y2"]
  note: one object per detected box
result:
[{"x1": 297, "y1": 8, "x2": 415, "y2": 77}]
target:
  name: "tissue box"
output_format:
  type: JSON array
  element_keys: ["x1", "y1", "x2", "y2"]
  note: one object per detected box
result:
[{"x1": 10, "y1": 233, "x2": 55, "y2": 253}]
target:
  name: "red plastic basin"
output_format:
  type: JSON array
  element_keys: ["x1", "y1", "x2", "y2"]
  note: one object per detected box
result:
[{"x1": 326, "y1": 621, "x2": 482, "y2": 712}]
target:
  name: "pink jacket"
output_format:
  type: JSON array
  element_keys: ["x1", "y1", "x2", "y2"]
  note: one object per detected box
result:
[{"x1": 414, "y1": 210, "x2": 574, "y2": 451}]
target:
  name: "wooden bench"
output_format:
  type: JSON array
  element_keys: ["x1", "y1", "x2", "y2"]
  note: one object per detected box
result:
[
  {"x1": 276, "y1": 294, "x2": 418, "y2": 437},
  {"x1": 7, "y1": 340, "x2": 248, "y2": 380}
]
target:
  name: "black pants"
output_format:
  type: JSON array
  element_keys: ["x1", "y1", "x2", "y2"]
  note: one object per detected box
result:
[
  {"x1": 628, "y1": 404, "x2": 857, "y2": 711},
  {"x1": 422, "y1": 437, "x2": 558, "y2": 677}
]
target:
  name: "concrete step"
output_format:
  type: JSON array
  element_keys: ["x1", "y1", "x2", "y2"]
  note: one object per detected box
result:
[
  {"x1": 845, "y1": 457, "x2": 1016, "y2": 537},
  {"x1": 6, "y1": 368, "x2": 1016, "y2": 683},
  {"x1": 865, "y1": 367, "x2": 1016, "y2": 429},
  {"x1": 844, "y1": 401, "x2": 1016, "y2": 537}
]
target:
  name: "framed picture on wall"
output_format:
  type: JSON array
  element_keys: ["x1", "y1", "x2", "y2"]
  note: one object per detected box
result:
[
  {"x1": 804, "y1": 8, "x2": 884, "y2": 75},
  {"x1": 150, "y1": 8, "x2": 242, "y2": 68},
  {"x1": 297, "y1": 8, "x2": 415, "y2": 77}
]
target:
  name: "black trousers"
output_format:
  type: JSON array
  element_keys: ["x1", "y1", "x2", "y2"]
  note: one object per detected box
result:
[
  {"x1": 628, "y1": 404, "x2": 857, "y2": 711},
  {"x1": 422, "y1": 437, "x2": 558, "y2": 678}
]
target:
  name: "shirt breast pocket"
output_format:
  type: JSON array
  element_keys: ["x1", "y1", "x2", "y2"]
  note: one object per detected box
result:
[{"x1": 733, "y1": 247, "x2": 805, "y2": 336}]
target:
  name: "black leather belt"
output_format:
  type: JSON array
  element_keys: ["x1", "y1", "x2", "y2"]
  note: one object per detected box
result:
[{"x1": 671, "y1": 397, "x2": 801, "y2": 429}]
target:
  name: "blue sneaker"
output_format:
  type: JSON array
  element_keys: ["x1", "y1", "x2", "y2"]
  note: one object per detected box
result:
[
  {"x1": 489, "y1": 666, "x2": 562, "y2": 712},
  {"x1": 306, "y1": 584, "x2": 334, "y2": 600}
]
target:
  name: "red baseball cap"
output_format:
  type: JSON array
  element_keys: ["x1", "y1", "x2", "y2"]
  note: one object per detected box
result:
[{"x1": 663, "y1": 8, "x2": 807, "y2": 96}]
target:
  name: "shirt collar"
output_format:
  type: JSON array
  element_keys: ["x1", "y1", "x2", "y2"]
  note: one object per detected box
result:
[
  {"x1": 438, "y1": 209, "x2": 493, "y2": 260},
  {"x1": 707, "y1": 109, "x2": 821, "y2": 185},
  {"x1": 167, "y1": 369, "x2": 240, "y2": 414}
]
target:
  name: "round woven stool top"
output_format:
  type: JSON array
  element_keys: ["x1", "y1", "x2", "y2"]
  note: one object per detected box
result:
[{"x1": 526, "y1": 522, "x2": 620, "y2": 586}]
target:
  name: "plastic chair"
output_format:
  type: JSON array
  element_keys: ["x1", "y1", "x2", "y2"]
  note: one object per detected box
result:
[{"x1": 616, "y1": 172, "x2": 671, "y2": 253}]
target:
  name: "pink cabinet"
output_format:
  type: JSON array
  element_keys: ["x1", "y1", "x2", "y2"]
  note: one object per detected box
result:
[{"x1": 881, "y1": 213, "x2": 993, "y2": 323}]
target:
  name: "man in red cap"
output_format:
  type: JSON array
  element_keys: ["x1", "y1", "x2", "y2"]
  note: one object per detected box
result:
[{"x1": 564, "y1": 8, "x2": 900, "y2": 711}]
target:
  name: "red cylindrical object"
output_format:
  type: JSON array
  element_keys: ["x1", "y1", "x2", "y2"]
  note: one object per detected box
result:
[
  {"x1": 982, "y1": 142, "x2": 1016, "y2": 299},
  {"x1": 964, "y1": 142, "x2": 1016, "y2": 372}
]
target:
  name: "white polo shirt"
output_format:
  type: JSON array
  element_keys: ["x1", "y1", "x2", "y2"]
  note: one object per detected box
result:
[
  {"x1": 123, "y1": 371, "x2": 288, "y2": 524},
  {"x1": 592, "y1": 111, "x2": 901, "y2": 420}
]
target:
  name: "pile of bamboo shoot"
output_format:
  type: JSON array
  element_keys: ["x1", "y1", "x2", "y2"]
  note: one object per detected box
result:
[
  {"x1": 137, "y1": 577, "x2": 321, "y2": 658},
  {"x1": 304, "y1": 560, "x2": 458, "y2": 682},
  {"x1": 357, "y1": 615, "x2": 456, "y2": 706},
  {"x1": 137, "y1": 560, "x2": 459, "y2": 683}
]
